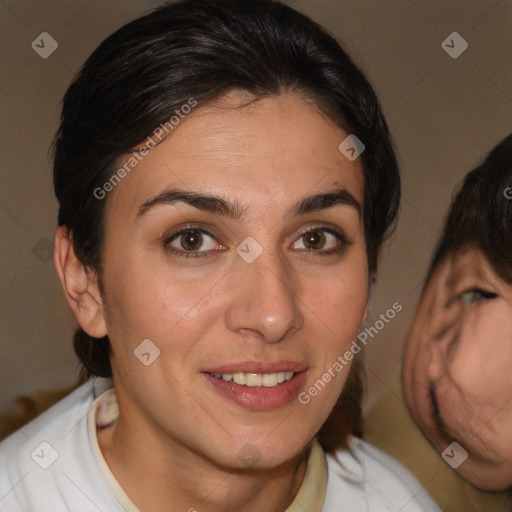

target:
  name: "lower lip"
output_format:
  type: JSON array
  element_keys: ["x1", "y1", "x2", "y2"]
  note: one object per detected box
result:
[{"x1": 203, "y1": 372, "x2": 308, "y2": 410}]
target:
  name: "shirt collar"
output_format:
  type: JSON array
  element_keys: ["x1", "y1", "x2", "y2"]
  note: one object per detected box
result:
[
  {"x1": 285, "y1": 438, "x2": 327, "y2": 512},
  {"x1": 89, "y1": 386, "x2": 327, "y2": 511}
]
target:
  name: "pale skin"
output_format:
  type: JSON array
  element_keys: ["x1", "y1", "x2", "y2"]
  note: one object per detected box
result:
[
  {"x1": 54, "y1": 92, "x2": 369, "y2": 511},
  {"x1": 403, "y1": 246, "x2": 512, "y2": 491}
]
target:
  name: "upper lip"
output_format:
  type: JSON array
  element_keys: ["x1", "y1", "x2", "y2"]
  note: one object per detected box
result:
[{"x1": 202, "y1": 361, "x2": 308, "y2": 374}]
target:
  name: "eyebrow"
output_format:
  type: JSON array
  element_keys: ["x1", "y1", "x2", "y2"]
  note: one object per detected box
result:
[
  {"x1": 137, "y1": 187, "x2": 362, "y2": 220},
  {"x1": 445, "y1": 260, "x2": 488, "y2": 289}
]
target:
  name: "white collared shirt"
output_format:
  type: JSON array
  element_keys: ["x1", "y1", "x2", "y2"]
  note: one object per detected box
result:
[{"x1": 0, "y1": 377, "x2": 441, "y2": 512}]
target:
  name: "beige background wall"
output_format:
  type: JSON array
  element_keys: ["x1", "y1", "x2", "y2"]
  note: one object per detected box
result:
[{"x1": 1, "y1": 0, "x2": 511, "y2": 415}]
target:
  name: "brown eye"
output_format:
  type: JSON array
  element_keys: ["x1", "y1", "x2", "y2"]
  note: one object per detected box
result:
[
  {"x1": 167, "y1": 228, "x2": 220, "y2": 254},
  {"x1": 291, "y1": 227, "x2": 346, "y2": 253},
  {"x1": 303, "y1": 230, "x2": 326, "y2": 250},
  {"x1": 180, "y1": 230, "x2": 203, "y2": 251}
]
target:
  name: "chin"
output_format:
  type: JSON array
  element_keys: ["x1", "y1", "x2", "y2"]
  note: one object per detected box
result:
[
  {"x1": 219, "y1": 433, "x2": 312, "y2": 472},
  {"x1": 456, "y1": 461, "x2": 512, "y2": 492}
]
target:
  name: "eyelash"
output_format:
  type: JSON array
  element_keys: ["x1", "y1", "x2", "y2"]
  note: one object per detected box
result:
[
  {"x1": 294, "y1": 226, "x2": 351, "y2": 256},
  {"x1": 163, "y1": 224, "x2": 351, "y2": 259},
  {"x1": 164, "y1": 225, "x2": 220, "y2": 259},
  {"x1": 458, "y1": 288, "x2": 498, "y2": 306}
]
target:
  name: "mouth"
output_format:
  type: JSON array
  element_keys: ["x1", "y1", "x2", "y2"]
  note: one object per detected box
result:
[
  {"x1": 428, "y1": 381, "x2": 445, "y2": 429},
  {"x1": 202, "y1": 362, "x2": 308, "y2": 410},
  {"x1": 208, "y1": 371, "x2": 296, "y2": 388}
]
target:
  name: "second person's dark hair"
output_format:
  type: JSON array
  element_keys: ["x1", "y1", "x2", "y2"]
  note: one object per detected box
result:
[{"x1": 427, "y1": 134, "x2": 512, "y2": 283}]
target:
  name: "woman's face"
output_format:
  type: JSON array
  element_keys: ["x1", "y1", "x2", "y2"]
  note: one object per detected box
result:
[
  {"x1": 403, "y1": 247, "x2": 512, "y2": 489},
  {"x1": 97, "y1": 92, "x2": 368, "y2": 469}
]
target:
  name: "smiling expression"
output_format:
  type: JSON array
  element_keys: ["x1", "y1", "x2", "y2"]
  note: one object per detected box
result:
[{"x1": 92, "y1": 91, "x2": 369, "y2": 470}]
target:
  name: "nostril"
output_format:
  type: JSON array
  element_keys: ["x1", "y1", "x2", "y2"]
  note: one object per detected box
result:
[{"x1": 426, "y1": 341, "x2": 445, "y2": 382}]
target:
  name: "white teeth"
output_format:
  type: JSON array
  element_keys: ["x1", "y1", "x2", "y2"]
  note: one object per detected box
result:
[
  {"x1": 233, "y1": 373, "x2": 246, "y2": 385},
  {"x1": 212, "y1": 371, "x2": 296, "y2": 387},
  {"x1": 262, "y1": 373, "x2": 278, "y2": 387},
  {"x1": 246, "y1": 373, "x2": 262, "y2": 387}
]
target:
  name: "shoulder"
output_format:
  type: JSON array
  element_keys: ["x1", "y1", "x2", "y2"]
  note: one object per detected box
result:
[
  {"x1": 323, "y1": 437, "x2": 442, "y2": 512},
  {"x1": 0, "y1": 378, "x2": 119, "y2": 512}
]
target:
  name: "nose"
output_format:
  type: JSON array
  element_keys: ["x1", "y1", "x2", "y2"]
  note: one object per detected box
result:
[
  {"x1": 427, "y1": 302, "x2": 463, "y2": 382},
  {"x1": 225, "y1": 250, "x2": 304, "y2": 343}
]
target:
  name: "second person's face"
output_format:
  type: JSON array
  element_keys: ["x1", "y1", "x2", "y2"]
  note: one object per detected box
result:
[{"x1": 404, "y1": 247, "x2": 512, "y2": 490}]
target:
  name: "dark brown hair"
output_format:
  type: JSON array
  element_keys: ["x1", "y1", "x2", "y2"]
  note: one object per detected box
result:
[
  {"x1": 53, "y1": 0, "x2": 400, "y2": 452},
  {"x1": 427, "y1": 134, "x2": 512, "y2": 284}
]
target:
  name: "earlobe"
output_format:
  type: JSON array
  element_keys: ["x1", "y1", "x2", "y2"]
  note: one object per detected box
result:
[{"x1": 53, "y1": 226, "x2": 108, "y2": 338}]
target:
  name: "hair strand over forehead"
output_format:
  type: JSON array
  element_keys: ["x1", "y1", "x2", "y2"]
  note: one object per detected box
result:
[{"x1": 427, "y1": 134, "x2": 512, "y2": 284}]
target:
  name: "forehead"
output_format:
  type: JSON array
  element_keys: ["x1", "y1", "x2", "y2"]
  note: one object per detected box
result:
[
  {"x1": 446, "y1": 247, "x2": 504, "y2": 290},
  {"x1": 106, "y1": 92, "x2": 364, "y2": 220}
]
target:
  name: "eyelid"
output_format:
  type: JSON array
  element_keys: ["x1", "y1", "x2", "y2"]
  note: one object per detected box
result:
[
  {"x1": 292, "y1": 224, "x2": 351, "y2": 246},
  {"x1": 163, "y1": 224, "x2": 226, "y2": 259},
  {"x1": 287, "y1": 228, "x2": 351, "y2": 262},
  {"x1": 458, "y1": 287, "x2": 498, "y2": 306},
  {"x1": 163, "y1": 222, "x2": 351, "y2": 259},
  {"x1": 164, "y1": 223, "x2": 222, "y2": 244}
]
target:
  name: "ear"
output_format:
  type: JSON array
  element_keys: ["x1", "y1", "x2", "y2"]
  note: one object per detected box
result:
[{"x1": 53, "y1": 226, "x2": 108, "y2": 338}]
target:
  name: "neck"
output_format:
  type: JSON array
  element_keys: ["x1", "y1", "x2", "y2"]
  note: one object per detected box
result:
[{"x1": 97, "y1": 413, "x2": 309, "y2": 512}]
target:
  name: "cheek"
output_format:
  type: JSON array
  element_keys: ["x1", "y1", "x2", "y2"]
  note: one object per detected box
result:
[
  {"x1": 301, "y1": 257, "x2": 368, "y2": 393},
  {"x1": 307, "y1": 262, "x2": 367, "y2": 329},
  {"x1": 102, "y1": 251, "x2": 225, "y2": 356},
  {"x1": 448, "y1": 305, "x2": 512, "y2": 402},
  {"x1": 410, "y1": 340, "x2": 434, "y2": 418}
]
